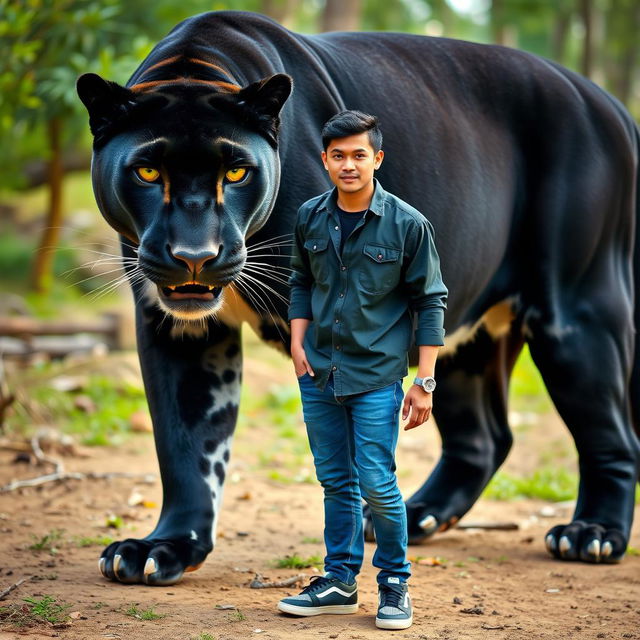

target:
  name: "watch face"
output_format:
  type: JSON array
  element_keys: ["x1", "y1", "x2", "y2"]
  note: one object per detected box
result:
[{"x1": 422, "y1": 377, "x2": 436, "y2": 393}]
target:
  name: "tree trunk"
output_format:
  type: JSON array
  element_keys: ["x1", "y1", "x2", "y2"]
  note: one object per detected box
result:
[
  {"x1": 261, "y1": 0, "x2": 299, "y2": 28},
  {"x1": 31, "y1": 117, "x2": 64, "y2": 294},
  {"x1": 552, "y1": 8, "x2": 572, "y2": 65},
  {"x1": 579, "y1": 0, "x2": 594, "y2": 78},
  {"x1": 321, "y1": 0, "x2": 361, "y2": 32},
  {"x1": 490, "y1": 0, "x2": 507, "y2": 45}
]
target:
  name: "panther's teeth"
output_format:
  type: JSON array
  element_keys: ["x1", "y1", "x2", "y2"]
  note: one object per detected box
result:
[
  {"x1": 545, "y1": 534, "x2": 557, "y2": 552},
  {"x1": 98, "y1": 557, "x2": 107, "y2": 576},
  {"x1": 419, "y1": 514, "x2": 438, "y2": 534},
  {"x1": 559, "y1": 536, "x2": 571, "y2": 553},
  {"x1": 144, "y1": 557, "x2": 158, "y2": 576},
  {"x1": 587, "y1": 539, "x2": 600, "y2": 558},
  {"x1": 114, "y1": 554, "x2": 122, "y2": 575},
  {"x1": 601, "y1": 541, "x2": 613, "y2": 557}
]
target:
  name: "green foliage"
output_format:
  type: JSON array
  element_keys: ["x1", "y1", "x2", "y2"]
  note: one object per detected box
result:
[
  {"x1": 28, "y1": 529, "x2": 64, "y2": 553},
  {"x1": 509, "y1": 345, "x2": 553, "y2": 413},
  {"x1": 125, "y1": 604, "x2": 165, "y2": 620},
  {"x1": 192, "y1": 634, "x2": 216, "y2": 640},
  {"x1": 22, "y1": 595, "x2": 72, "y2": 625},
  {"x1": 227, "y1": 609, "x2": 246, "y2": 622},
  {"x1": 273, "y1": 553, "x2": 323, "y2": 569},
  {"x1": 482, "y1": 467, "x2": 578, "y2": 502},
  {"x1": 10, "y1": 369, "x2": 147, "y2": 445},
  {"x1": 73, "y1": 535, "x2": 115, "y2": 547}
]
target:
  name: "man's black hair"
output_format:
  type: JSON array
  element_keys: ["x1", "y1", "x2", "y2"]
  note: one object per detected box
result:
[{"x1": 321, "y1": 110, "x2": 383, "y2": 152}]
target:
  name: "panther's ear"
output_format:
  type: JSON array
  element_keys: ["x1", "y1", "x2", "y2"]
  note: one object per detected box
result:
[
  {"x1": 237, "y1": 74, "x2": 293, "y2": 119},
  {"x1": 76, "y1": 73, "x2": 138, "y2": 144}
]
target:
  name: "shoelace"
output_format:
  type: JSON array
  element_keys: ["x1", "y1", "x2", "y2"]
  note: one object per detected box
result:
[
  {"x1": 301, "y1": 575, "x2": 335, "y2": 594},
  {"x1": 379, "y1": 583, "x2": 405, "y2": 609}
]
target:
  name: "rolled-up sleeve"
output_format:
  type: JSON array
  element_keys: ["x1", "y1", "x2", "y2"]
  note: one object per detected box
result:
[
  {"x1": 287, "y1": 210, "x2": 313, "y2": 321},
  {"x1": 403, "y1": 218, "x2": 448, "y2": 346}
]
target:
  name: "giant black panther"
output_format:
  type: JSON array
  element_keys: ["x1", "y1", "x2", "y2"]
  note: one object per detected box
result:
[{"x1": 77, "y1": 11, "x2": 640, "y2": 585}]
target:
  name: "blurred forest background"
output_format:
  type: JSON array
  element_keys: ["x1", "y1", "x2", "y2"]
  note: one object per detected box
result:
[
  {"x1": 0, "y1": 0, "x2": 638, "y2": 510},
  {"x1": 0, "y1": 0, "x2": 639, "y2": 300}
]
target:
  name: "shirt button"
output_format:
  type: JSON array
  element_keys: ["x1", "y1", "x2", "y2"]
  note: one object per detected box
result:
[
  {"x1": 341, "y1": 265, "x2": 347, "y2": 271},
  {"x1": 332, "y1": 366, "x2": 337, "y2": 371},
  {"x1": 336, "y1": 345, "x2": 341, "y2": 350},
  {"x1": 313, "y1": 244, "x2": 317, "y2": 250},
  {"x1": 335, "y1": 225, "x2": 339, "y2": 230},
  {"x1": 335, "y1": 318, "x2": 339, "y2": 323},
  {"x1": 338, "y1": 293, "x2": 344, "y2": 298},
  {"x1": 377, "y1": 253, "x2": 383, "y2": 260}
]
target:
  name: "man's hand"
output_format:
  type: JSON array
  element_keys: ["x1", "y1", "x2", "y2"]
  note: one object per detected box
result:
[
  {"x1": 402, "y1": 385, "x2": 433, "y2": 430},
  {"x1": 291, "y1": 343, "x2": 315, "y2": 378}
]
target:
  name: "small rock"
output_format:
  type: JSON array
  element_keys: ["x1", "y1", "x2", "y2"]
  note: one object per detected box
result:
[
  {"x1": 74, "y1": 395, "x2": 96, "y2": 413},
  {"x1": 130, "y1": 410, "x2": 153, "y2": 433},
  {"x1": 461, "y1": 607, "x2": 484, "y2": 615},
  {"x1": 453, "y1": 597, "x2": 463, "y2": 605}
]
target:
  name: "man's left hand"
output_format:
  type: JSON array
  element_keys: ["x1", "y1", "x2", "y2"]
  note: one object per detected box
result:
[{"x1": 402, "y1": 385, "x2": 433, "y2": 430}]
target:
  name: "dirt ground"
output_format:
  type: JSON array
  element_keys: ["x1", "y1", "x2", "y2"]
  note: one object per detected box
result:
[{"x1": 1, "y1": 350, "x2": 639, "y2": 640}]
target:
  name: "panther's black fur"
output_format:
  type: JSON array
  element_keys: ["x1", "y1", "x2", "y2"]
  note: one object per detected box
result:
[{"x1": 77, "y1": 11, "x2": 640, "y2": 585}]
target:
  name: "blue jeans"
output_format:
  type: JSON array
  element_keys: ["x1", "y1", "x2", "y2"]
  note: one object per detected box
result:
[{"x1": 298, "y1": 373, "x2": 411, "y2": 585}]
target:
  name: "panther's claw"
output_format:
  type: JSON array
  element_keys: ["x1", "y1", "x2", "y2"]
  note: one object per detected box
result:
[
  {"x1": 418, "y1": 514, "x2": 438, "y2": 536},
  {"x1": 98, "y1": 557, "x2": 107, "y2": 577},
  {"x1": 545, "y1": 522, "x2": 626, "y2": 564},
  {"x1": 144, "y1": 557, "x2": 157, "y2": 577}
]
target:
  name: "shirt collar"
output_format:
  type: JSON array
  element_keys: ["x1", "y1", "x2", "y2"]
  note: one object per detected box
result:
[{"x1": 318, "y1": 178, "x2": 386, "y2": 217}]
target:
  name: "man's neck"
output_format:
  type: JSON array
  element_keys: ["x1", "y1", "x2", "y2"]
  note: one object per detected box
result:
[{"x1": 336, "y1": 180, "x2": 375, "y2": 212}]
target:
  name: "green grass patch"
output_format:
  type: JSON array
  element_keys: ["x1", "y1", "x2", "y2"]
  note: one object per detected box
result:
[
  {"x1": 0, "y1": 595, "x2": 72, "y2": 628},
  {"x1": 273, "y1": 553, "x2": 323, "y2": 569},
  {"x1": 482, "y1": 467, "x2": 578, "y2": 502},
  {"x1": 227, "y1": 609, "x2": 246, "y2": 622},
  {"x1": 192, "y1": 634, "x2": 216, "y2": 640},
  {"x1": 125, "y1": 605, "x2": 165, "y2": 620},
  {"x1": 8, "y1": 365, "x2": 147, "y2": 445},
  {"x1": 28, "y1": 529, "x2": 64, "y2": 554},
  {"x1": 73, "y1": 535, "x2": 114, "y2": 547},
  {"x1": 509, "y1": 345, "x2": 554, "y2": 413},
  {"x1": 301, "y1": 536, "x2": 322, "y2": 544}
]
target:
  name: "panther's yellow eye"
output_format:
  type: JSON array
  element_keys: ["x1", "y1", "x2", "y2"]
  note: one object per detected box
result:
[
  {"x1": 136, "y1": 167, "x2": 160, "y2": 182},
  {"x1": 225, "y1": 167, "x2": 247, "y2": 183}
]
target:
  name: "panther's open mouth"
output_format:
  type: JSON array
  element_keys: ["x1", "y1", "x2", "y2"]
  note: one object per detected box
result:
[{"x1": 161, "y1": 282, "x2": 223, "y2": 301}]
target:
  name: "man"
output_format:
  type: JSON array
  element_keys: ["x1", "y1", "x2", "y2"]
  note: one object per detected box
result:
[{"x1": 279, "y1": 110, "x2": 447, "y2": 630}]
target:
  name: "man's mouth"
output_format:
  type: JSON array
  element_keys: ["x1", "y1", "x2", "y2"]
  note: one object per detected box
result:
[
  {"x1": 340, "y1": 175, "x2": 359, "y2": 181},
  {"x1": 161, "y1": 282, "x2": 223, "y2": 301}
]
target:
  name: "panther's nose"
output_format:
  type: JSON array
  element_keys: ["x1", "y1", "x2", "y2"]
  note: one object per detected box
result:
[{"x1": 169, "y1": 245, "x2": 221, "y2": 275}]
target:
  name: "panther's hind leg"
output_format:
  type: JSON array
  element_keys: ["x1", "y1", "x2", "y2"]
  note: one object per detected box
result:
[
  {"x1": 368, "y1": 303, "x2": 525, "y2": 543},
  {"x1": 526, "y1": 299, "x2": 639, "y2": 563},
  {"x1": 98, "y1": 298, "x2": 242, "y2": 585}
]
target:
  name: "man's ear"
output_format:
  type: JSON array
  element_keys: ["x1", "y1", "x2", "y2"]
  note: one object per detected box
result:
[
  {"x1": 374, "y1": 149, "x2": 384, "y2": 169},
  {"x1": 76, "y1": 73, "x2": 138, "y2": 144},
  {"x1": 237, "y1": 74, "x2": 293, "y2": 119},
  {"x1": 321, "y1": 150, "x2": 328, "y2": 170}
]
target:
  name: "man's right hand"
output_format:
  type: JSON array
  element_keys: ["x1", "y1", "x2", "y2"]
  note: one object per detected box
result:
[{"x1": 291, "y1": 344, "x2": 315, "y2": 378}]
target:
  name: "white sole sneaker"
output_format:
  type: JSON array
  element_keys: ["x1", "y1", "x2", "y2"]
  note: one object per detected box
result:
[
  {"x1": 375, "y1": 614, "x2": 413, "y2": 630},
  {"x1": 277, "y1": 601, "x2": 359, "y2": 616}
]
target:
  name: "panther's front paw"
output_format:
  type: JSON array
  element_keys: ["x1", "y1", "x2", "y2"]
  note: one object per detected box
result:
[
  {"x1": 99, "y1": 537, "x2": 209, "y2": 585},
  {"x1": 545, "y1": 521, "x2": 627, "y2": 563}
]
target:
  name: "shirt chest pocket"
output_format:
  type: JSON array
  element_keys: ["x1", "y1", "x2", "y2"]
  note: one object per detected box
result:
[
  {"x1": 358, "y1": 243, "x2": 401, "y2": 295},
  {"x1": 304, "y1": 237, "x2": 330, "y2": 284}
]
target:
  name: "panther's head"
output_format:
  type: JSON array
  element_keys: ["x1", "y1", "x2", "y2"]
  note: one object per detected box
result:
[{"x1": 77, "y1": 72, "x2": 292, "y2": 321}]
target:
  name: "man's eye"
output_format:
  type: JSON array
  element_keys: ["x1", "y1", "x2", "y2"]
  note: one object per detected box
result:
[
  {"x1": 136, "y1": 167, "x2": 161, "y2": 182},
  {"x1": 225, "y1": 167, "x2": 248, "y2": 183}
]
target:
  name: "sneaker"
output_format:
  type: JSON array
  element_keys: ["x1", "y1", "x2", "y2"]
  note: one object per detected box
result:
[
  {"x1": 277, "y1": 575, "x2": 358, "y2": 616},
  {"x1": 375, "y1": 578, "x2": 412, "y2": 629}
]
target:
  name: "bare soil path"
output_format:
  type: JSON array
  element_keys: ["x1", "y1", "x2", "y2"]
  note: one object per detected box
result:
[{"x1": 1, "y1": 349, "x2": 639, "y2": 640}]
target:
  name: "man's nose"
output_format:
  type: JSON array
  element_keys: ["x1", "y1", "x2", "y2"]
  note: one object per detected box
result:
[
  {"x1": 343, "y1": 157, "x2": 355, "y2": 170},
  {"x1": 169, "y1": 245, "x2": 221, "y2": 275}
]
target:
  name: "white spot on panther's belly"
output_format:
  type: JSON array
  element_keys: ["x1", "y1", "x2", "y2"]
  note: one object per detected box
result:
[
  {"x1": 202, "y1": 437, "x2": 233, "y2": 544},
  {"x1": 440, "y1": 298, "x2": 517, "y2": 358}
]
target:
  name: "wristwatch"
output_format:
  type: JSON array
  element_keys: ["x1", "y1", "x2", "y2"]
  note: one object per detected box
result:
[{"x1": 413, "y1": 376, "x2": 436, "y2": 393}]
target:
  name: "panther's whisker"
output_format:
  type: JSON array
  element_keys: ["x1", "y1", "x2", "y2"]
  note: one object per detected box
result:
[
  {"x1": 246, "y1": 233, "x2": 293, "y2": 248},
  {"x1": 244, "y1": 260, "x2": 294, "y2": 273},
  {"x1": 242, "y1": 265, "x2": 291, "y2": 287},
  {"x1": 240, "y1": 272, "x2": 289, "y2": 305},
  {"x1": 66, "y1": 265, "x2": 132, "y2": 289},
  {"x1": 235, "y1": 275, "x2": 287, "y2": 345}
]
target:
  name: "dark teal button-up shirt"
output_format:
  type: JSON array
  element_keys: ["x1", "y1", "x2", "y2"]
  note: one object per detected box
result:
[{"x1": 288, "y1": 179, "x2": 448, "y2": 396}]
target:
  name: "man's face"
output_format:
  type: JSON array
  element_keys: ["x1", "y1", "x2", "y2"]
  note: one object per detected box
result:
[{"x1": 321, "y1": 132, "x2": 384, "y2": 195}]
